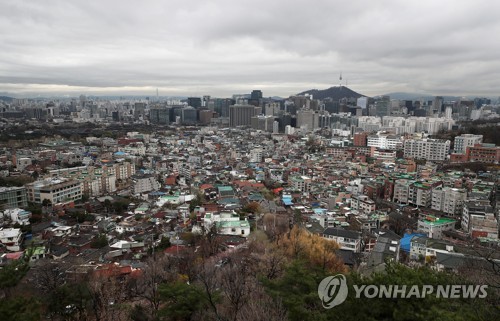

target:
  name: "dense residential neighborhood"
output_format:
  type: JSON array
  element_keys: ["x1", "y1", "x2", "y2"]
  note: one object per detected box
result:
[{"x1": 0, "y1": 91, "x2": 499, "y2": 320}]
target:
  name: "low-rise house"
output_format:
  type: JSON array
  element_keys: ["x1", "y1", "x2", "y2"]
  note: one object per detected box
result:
[
  {"x1": 417, "y1": 215, "x2": 456, "y2": 239},
  {"x1": 203, "y1": 212, "x2": 251, "y2": 237},
  {"x1": 0, "y1": 227, "x2": 23, "y2": 251},
  {"x1": 410, "y1": 236, "x2": 455, "y2": 261},
  {"x1": 364, "y1": 236, "x2": 400, "y2": 273},
  {"x1": 322, "y1": 228, "x2": 362, "y2": 253},
  {"x1": 3, "y1": 208, "x2": 31, "y2": 225}
]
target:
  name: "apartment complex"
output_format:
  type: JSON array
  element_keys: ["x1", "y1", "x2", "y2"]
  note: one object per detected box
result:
[
  {"x1": 393, "y1": 180, "x2": 441, "y2": 207},
  {"x1": 431, "y1": 187, "x2": 467, "y2": 216},
  {"x1": 403, "y1": 139, "x2": 450, "y2": 161}
]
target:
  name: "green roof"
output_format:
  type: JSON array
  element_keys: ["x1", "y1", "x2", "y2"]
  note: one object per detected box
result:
[
  {"x1": 421, "y1": 216, "x2": 456, "y2": 226},
  {"x1": 216, "y1": 220, "x2": 249, "y2": 228}
]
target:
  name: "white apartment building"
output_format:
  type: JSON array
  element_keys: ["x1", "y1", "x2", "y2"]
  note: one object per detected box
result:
[
  {"x1": 361, "y1": 116, "x2": 454, "y2": 135},
  {"x1": 408, "y1": 182, "x2": 435, "y2": 208},
  {"x1": 357, "y1": 116, "x2": 382, "y2": 132},
  {"x1": 133, "y1": 176, "x2": 160, "y2": 195},
  {"x1": 49, "y1": 164, "x2": 119, "y2": 197},
  {"x1": 367, "y1": 133, "x2": 403, "y2": 150},
  {"x1": 454, "y1": 134, "x2": 483, "y2": 154},
  {"x1": 431, "y1": 187, "x2": 467, "y2": 216},
  {"x1": 249, "y1": 148, "x2": 263, "y2": 163},
  {"x1": 26, "y1": 178, "x2": 82, "y2": 204},
  {"x1": 289, "y1": 176, "x2": 312, "y2": 192},
  {"x1": 393, "y1": 179, "x2": 412, "y2": 204},
  {"x1": 403, "y1": 139, "x2": 450, "y2": 161}
]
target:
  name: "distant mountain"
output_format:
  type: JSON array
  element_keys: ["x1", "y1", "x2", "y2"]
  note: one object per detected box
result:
[
  {"x1": 0, "y1": 96, "x2": 14, "y2": 102},
  {"x1": 383, "y1": 92, "x2": 465, "y2": 101},
  {"x1": 298, "y1": 86, "x2": 364, "y2": 100}
]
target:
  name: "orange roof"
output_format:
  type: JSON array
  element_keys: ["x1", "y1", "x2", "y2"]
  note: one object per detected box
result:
[
  {"x1": 273, "y1": 187, "x2": 284, "y2": 194},
  {"x1": 93, "y1": 263, "x2": 138, "y2": 278},
  {"x1": 234, "y1": 181, "x2": 265, "y2": 188},
  {"x1": 5, "y1": 251, "x2": 24, "y2": 260},
  {"x1": 164, "y1": 245, "x2": 188, "y2": 255}
]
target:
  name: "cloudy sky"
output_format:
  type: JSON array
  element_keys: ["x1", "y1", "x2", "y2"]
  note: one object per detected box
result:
[{"x1": 1, "y1": 0, "x2": 499, "y2": 98}]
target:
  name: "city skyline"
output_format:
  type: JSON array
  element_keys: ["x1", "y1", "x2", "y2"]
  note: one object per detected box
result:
[{"x1": 1, "y1": 1, "x2": 500, "y2": 98}]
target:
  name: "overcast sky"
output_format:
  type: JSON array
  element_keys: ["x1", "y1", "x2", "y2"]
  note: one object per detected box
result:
[{"x1": 1, "y1": 0, "x2": 499, "y2": 98}]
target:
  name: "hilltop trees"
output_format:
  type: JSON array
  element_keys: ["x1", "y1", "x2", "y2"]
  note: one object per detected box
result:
[{"x1": 278, "y1": 226, "x2": 346, "y2": 274}]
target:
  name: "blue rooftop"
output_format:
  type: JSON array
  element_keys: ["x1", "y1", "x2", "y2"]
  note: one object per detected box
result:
[{"x1": 400, "y1": 233, "x2": 426, "y2": 252}]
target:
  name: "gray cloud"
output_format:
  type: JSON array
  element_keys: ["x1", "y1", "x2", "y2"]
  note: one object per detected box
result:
[{"x1": 0, "y1": 0, "x2": 499, "y2": 98}]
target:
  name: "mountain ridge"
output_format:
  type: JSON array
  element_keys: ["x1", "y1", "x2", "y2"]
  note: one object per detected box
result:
[{"x1": 297, "y1": 86, "x2": 364, "y2": 100}]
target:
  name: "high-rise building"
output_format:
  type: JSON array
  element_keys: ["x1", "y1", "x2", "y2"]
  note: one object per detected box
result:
[
  {"x1": 432, "y1": 96, "x2": 443, "y2": 116},
  {"x1": 181, "y1": 106, "x2": 197, "y2": 124},
  {"x1": 445, "y1": 106, "x2": 453, "y2": 119},
  {"x1": 199, "y1": 110, "x2": 214, "y2": 125},
  {"x1": 264, "y1": 102, "x2": 281, "y2": 116},
  {"x1": 375, "y1": 96, "x2": 391, "y2": 117},
  {"x1": 251, "y1": 90, "x2": 263, "y2": 101},
  {"x1": 357, "y1": 97, "x2": 368, "y2": 109},
  {"x1": 134, "y1": 102, "x2": 147, "y2": 119},
  {"x1": 187, "y1": 97, "x2": 202, "y2": 109},
  {"x1": 150, "y1": 106, "x2": 171, "y2": 124},
  {"x1": 229, "y1": 105, "x2": 260, "y2": 127},
  {"x1": 210, "y1": 98, "x2": 234, "y2": 117},
  {"x1": 296, "y1": 108, "x2": 319, "y2": 131},
  {"x1": 202, "y1": 95, "x2": 211, "y2": 107},
  {"x1": 273, "y1": 120, "x2": 279, "y2": 133},
  {"x1": 251, "y1": 115, "x2": 275, "y2": 132}
]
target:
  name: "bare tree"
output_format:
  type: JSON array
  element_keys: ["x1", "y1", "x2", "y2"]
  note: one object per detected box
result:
[
  {"x1": 30, "y1": 260, "x2": 67, "y2": 295},
  {"x1": 127, "y1": 255, "x2": 177, "y2": 319},
  {"x1": 237, "y1": 286, "x2": 288, "y2": 321},
  {"x1": 196, "y1": 263, "x2": 224, "y2": 321},
  {"x1": 87, "y1": 274, "x2": 130, "y2": 321}
]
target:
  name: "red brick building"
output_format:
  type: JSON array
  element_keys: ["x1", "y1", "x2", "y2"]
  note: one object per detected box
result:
[
  {"x1": 353, "y1": 132, "x2": 368, "y2": 146},
  {"x1": 466, "y1": 144, "x2": 500, "y2": 163}
]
